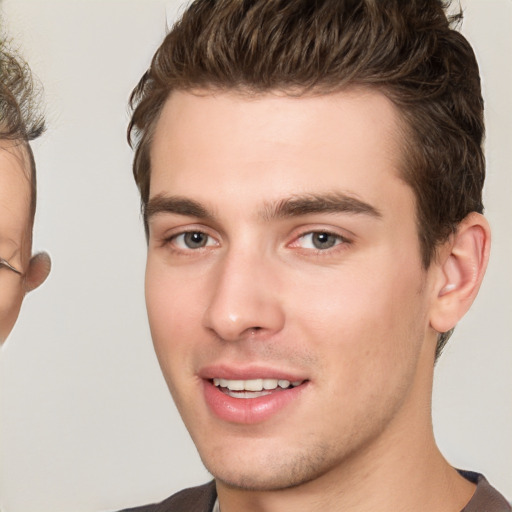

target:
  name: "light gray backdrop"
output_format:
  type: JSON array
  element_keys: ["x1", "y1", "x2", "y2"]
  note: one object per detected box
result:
[{"x1": 0, "y1": 1, "x2": 510, "y2": 511}]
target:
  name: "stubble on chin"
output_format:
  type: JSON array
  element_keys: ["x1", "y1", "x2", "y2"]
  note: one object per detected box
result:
[{"x1": 202, "y1": 440, "x2": 341, "y2": 492}]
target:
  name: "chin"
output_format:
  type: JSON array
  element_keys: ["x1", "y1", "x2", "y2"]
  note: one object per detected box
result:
[
  {"x1": 210, "y1": 468, "x2": 314, "y2": 492},
  {"x1": 199, "y1": 442, "x2": 336, "y2": 492}
]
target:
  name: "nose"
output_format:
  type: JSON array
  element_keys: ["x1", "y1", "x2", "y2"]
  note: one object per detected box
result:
[{"x1": 202, "y1": 249, "x2": 285, "y2": 342}]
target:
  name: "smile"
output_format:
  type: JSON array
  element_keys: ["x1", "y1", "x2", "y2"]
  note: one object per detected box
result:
[
  {"x1": 212, "y1": 378, "x2": 304, "y2": 398},
  {"x1": 203, "y1": 373, "x2": 308, "y2": 423}
]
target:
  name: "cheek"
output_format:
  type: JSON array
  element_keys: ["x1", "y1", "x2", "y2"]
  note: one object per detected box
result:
[
  {"x1": 290, "y1": 257, "x2": 427, "y2": 374},
  {"x1": 145, "y1": 265, "x2": 204, "y2": 374},
  {"x1": 289, "y1": 268, "x2": 427, "y2": 439}
]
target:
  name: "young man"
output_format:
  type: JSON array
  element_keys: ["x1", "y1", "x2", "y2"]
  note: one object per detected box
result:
[
  {"x1": 125, "y1": 1, "x2": 510, "y2": 510},
  {"x1": 0, "y1": 39, "x2": 51, "y2": 344}
]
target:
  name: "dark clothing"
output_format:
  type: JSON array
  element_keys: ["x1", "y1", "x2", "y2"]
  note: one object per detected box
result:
[
  {"x1": 120, "y1": 472, "x2": 511, "y2": 512},
  {"x1": 460, "y1": 471, "x2": 511, "y2": 512},
  {"x1": 120, "y1": 481, "x2": 216, "y2": 512}
]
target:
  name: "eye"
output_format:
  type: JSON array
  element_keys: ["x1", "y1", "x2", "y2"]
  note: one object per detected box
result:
[
  {"x1": 171, "y1": 231, "x2": 217, "y2": 250},
  {"x1": 295, "y1": 231, "x2": 345, "y2": 250}
]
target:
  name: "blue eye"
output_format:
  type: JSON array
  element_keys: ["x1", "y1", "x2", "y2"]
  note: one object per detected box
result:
[
  {"x1": 172, "y1": 231, "x2": 216, "y2": 249},
  {"x1": 297, "y1": 232, "x2": 344, "y2": 250}
]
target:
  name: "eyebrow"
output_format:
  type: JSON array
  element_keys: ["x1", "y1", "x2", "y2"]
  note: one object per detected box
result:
[
  {"x1": 260, "y1": 192, "x2": 382, "y2": 221},
  {"x1": 145, "y1": 192, "x2": 382, "y2": 224},
  {"x1": 145, "y1": 195, "x2": 214, "y2": 223}
]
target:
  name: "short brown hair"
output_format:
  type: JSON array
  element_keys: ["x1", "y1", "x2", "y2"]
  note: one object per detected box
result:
[
  {"x1": 0, "y1": 38, "x2": 45, "y2": 223},
  {"x1": 128, "y1": 0, "x2": 485, "y2": 356}
]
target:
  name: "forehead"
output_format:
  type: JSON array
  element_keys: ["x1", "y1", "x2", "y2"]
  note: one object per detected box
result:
[
  {"x1": 0, "y1": 141, "x2": 32, "y2": 254},
  {"x1": 150, "y1": 89, "x2": 408, "y2": 204}
]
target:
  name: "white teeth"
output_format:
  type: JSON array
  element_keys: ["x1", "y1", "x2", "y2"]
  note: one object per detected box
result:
[
  {"x1": 262, "y1": 378, "x2": 278, "y2": 390},
  {"x1": 228, "y1": 380, "x2": 244, "y2": 390},
  {"x1": 245, "y1": 379, "x2": 263, "y2": 391},
  {"x1": 213, "y1": 378, "x2": 303, "y2": 391}
]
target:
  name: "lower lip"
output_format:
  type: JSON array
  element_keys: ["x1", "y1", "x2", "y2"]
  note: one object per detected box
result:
[{"x1": 202, "y1": 380, "x2": 307, "y2": 424}]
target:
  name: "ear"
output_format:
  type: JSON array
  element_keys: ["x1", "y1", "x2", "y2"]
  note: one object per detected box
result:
[
  {"x1": 429, "y1": 212, "x2": 490, "y2": 334},
  {"x1": 24, "y1": 251, "x2": 52, "y2": 293}
]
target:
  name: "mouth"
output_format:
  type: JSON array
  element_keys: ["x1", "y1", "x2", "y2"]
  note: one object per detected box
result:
[
  {"x1": 201, "y1": 370, "x2": 309, "y2": 424},
  {"x1": 211, "y1": 378, "x2": 305, "y2": 399}
]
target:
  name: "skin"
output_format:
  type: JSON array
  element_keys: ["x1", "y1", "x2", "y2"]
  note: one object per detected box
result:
[
  {"x1": 145, "y1": 89, "x2": 489, "y2": 512},
  {"x1": 0, "y1": 141, "x2": 50, "y2": 344}
]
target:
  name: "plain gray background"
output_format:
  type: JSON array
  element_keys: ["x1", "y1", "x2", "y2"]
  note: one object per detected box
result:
[{"x1": 0, "y1": 1, "x2": 510, "y2": 511}]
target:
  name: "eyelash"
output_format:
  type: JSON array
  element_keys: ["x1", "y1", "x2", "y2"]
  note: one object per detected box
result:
[
  {"x1": 160, "y1": 228, "x2": 351, "y2": 256},
  {"x1": 291, "y1": 230, "x2": 351, "y2": 253},
  {"x1": 165, "y1": 230, "x2": 218, "y2": 251}
]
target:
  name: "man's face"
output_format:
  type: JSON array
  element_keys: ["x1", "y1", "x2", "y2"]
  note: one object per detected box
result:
[
  {"x1": 146, "y1": 89, "x2": 439, "y2": 490},
  {"x1": 0, "y1": 143, "x2": 32, "y2": 343}
]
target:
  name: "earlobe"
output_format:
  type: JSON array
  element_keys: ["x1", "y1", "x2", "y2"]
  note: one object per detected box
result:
[
  {"x1": 430, "y1": 212, "x2": 491, "y2": 334},
  {"x1": 24, "y1": 251, "x2": 52, "y2": 294}
]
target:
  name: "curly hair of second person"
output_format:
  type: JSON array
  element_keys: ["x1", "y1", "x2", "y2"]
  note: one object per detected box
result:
[{"x1": 0, "y1": 35, "x2": 45, "y2": 221}]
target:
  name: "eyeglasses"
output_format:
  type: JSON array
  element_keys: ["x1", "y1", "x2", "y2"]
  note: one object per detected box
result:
[{"x1": 0, "y1": 257, "x2": 22, "y2": 275}]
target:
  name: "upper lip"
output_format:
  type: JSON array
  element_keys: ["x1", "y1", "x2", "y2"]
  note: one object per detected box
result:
[{"x1": 199, "y1": 364, "x2": 308, "y2": 382}]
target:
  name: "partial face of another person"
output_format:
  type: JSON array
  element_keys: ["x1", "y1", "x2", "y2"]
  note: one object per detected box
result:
[
  {"x1": 145, "y1": 89, "x2": 445, "y2": 490},
  {"x1": 0, "y1": 142, "x2": 49, "y2": 344}
]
